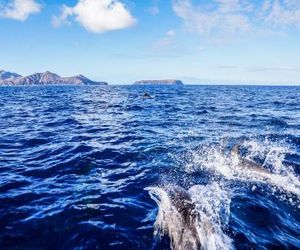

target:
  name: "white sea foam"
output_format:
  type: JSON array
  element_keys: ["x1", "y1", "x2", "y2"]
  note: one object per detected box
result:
[
  {"x1": 147, "y1": 138, "x2": 300, "y2": 249},
  {"x1": 183, "y1": 139, "x2": 300, "y2": 201}
]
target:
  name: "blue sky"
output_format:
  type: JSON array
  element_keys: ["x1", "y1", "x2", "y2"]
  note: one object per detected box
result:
[{"x1": 1, "y1": 0, "x2": 300, "y2": 84}]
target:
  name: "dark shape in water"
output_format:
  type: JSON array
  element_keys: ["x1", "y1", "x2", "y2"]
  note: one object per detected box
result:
[{"x1": 143, "y1": 92, "x2": 152, "y2": 99}]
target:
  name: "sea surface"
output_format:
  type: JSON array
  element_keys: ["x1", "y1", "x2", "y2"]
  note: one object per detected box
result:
[{"x1": 0, "y1": 85, "x2": 299, "y2": 250}]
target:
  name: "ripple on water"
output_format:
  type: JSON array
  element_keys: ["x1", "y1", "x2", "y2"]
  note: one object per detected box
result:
[{"x1": 0, "y1": 85, "x2": 300, "y2": 249}]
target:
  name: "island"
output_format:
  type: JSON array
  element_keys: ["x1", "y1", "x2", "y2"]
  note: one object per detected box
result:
[
  {"x1": 133, "y1": 79, "x2": 183, "y2": 85},
  {"x1": 0, "y1": 70, "x2": 108, "y2": 86}
]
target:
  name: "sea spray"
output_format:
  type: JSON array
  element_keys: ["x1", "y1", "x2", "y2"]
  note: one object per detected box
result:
[{"x1": 179, "y1": 138, "x2": 300, "y2": 201}]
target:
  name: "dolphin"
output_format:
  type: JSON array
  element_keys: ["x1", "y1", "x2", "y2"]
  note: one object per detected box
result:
[
  {"x1": 143, "y1": 92, "x2": 152, "y2": 99},
  {"x1": 163, "y1": 186, "x2": 216, "y2": 250},
  {"x1": 229, "y1": 144, "x2": 300, "y2": 197},
  {"x1": 147, "y1": 185, "x2": 233, "y2": 250},
  {"x1": 230, "y1": 144, "x2": 271, "y2": 175},
  {"x1": 167, "y1": 186, "x2": 198, "y2": 229}
]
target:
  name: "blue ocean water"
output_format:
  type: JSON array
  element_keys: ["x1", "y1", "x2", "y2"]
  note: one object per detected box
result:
[{"x1": 0, "y1": 85, "x2": 299, "y2": 250}]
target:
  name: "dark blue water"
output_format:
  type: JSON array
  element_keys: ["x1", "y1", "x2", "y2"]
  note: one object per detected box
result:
[{"x1": 0, "y1": 85, "x2": 299, "y2": 250}]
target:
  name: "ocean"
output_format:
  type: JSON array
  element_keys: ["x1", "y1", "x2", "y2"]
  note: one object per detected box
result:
[{"x1": 0, "y1": 85, "x2": 299, "y2": 249}]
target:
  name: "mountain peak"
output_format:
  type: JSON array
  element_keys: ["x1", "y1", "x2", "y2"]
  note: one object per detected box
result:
[
  {"x1": 40, "y1": 71, "x2": 62, "y2": 84},
  {"x1": 44, "y1": 70, "x2": 52, "y2": 74},
  {"x1": 74, "y1": 74, "x2": 87, "y2": 79},
  {"x1": 0, "y1": 70, "x2": 22, "y2": 81}
]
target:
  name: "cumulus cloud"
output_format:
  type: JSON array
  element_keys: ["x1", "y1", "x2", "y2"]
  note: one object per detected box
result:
[
  {"x1": 0, "y1": 0, "x2": 41, "y2": 21},
  {"x1": 53, "y1": 0, "x2": 136, "y2": 33},
  {"x1": 172, "y1": 0, "x2": 300, "y2": 37}
]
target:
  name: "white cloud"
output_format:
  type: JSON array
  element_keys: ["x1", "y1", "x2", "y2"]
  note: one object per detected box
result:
[
  {"x1": 172, "y1": 0, "x2": 251, "y2": 36},
  {"x1": 0, "y1": 0, "x2": 41, "y2": 21},
  {"x1": 53, "y1": 0, "x2": 136, "y2": 33},
  {"x1": 262, "y1": 0, "x2": 300, "y2": 28},
  {"x1": 154, "y1": 29, "x2": 176, "y2": 48},
  {"x1": 166, "y1": 30, "x2": 176, "y2": 36},
  {"x1": 172, "y1": 0, "x2": 300, "y2": 37}
]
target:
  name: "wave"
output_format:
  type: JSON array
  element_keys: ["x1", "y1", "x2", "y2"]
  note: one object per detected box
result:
[{"x1": 1, "y1": 86, "x2": 300, "y2": 249}]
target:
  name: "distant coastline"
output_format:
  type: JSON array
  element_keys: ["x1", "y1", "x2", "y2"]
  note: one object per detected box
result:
[
  {"x1": 0, "y1": 70, "x2": 108, "y2": 86},
  {"x1": 0, "y1": 70, "x2": 187, "y2": 86},
  {"x1": 2, "y1": 69, "x2": 298, "y2": 86}
]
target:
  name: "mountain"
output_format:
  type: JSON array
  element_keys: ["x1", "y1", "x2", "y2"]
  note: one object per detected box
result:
[
  {"x1": 0, "y1": 70, "x2": 22, "y2": 81},
  {"x1": 60, "y1": 74, "x2": 107, "y2": 85},
  {"x1": 133, "y1": 79, "x2": 183, "y2": 85},
  {"x1": 12, "y1": 73, "x2": 43, "y2": 85},
  {"x1": 0, "y1": 71, "x2": 108, "y2": 86},
  {"x1": 40, "y1": 71, "x2": 61, "y2": 84}
]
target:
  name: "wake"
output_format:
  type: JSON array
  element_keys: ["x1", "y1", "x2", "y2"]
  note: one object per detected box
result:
[
  {"x1": 183, "y1": 139, "x2": 300, "y2": 200},
  {"x1": 147, "y1": 138, "x2": 300, "y2": 249}
]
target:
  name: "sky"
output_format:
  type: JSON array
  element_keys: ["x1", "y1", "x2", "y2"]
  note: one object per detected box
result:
[{"x1": 0, "y1": 0, "x2": 300, "y2": 85}]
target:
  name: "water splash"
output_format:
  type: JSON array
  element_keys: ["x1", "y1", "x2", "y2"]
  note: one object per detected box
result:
[
  {"x1": 182, "y1": 138, "x2": 300, "y2": 201},
  {"x1": 146, "y1": 183, "x2": 233, "y2": 250}
]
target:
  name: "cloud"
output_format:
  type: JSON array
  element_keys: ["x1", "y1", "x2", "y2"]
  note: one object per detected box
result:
[
  {"x1": 173, "y1": 0, "x2": 251, "y2": 36},
  {"x1": 262, "y1": 0, "x2": 300, "y2": 28},
  {"x1": 148, "y1": 0, "x2": 160, "y2": 16},
  {"x1": 148, "y1": 5, "x2": 159, "y2": 16},
  {"x1": 172, "y1": 0, "x2": 300, "y2": 37},
  {"x1": 0, "y1": 0, "x2": 41, "y2": 21},
  {"x1": 249, "y1": 65, "x2": 300, "y2": 72},
  {"x1": 154, "y1": 29, "x2": 176, "y2": 48},
  {"x1": 53, "y1": 0, "x2": 136, "y2": 33}
]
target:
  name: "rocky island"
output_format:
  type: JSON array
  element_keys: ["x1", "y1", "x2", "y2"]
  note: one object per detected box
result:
[
  {"x1": 133, "y1": 79, "x2": 183, "y2": 85},
  {"x1": 0, "y1": 70, "x2": 108, "y2": 86}
]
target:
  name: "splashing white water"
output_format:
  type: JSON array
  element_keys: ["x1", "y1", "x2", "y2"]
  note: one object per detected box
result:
[
  {"x1": 147, "y1": 138, "x2": 300, "y2": 249},
  {"x1": 146, "y1": 183, "x2": 233, "y2": 250},
  {"x1": 183, "y1": 139, "x2": 300, "y2": 200}
]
